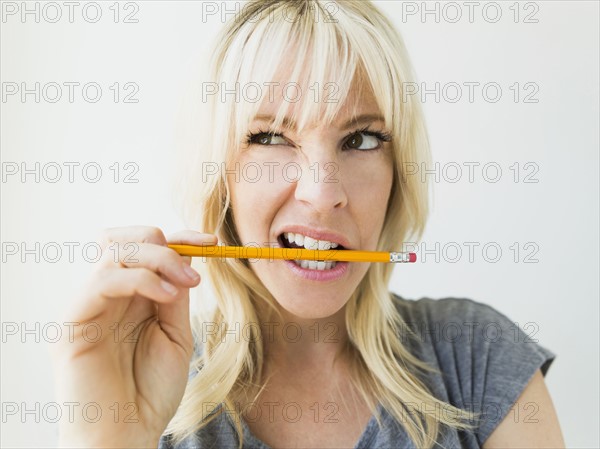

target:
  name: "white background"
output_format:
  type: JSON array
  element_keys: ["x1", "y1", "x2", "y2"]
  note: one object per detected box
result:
[{"x1": 1, "y1": 1, "x2": 598, "y2": 447}]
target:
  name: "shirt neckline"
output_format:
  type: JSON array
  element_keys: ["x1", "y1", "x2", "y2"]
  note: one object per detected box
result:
[{"x1": 231, "y1": 403, "x2": 384, "y2": 449}]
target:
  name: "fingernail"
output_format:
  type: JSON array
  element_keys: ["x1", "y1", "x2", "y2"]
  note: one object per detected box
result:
[
  {"x1": 161, "y1": 280, "x2": 179, "y2": 296},
  {"x1": 182, "y1": 264, "x2": 200, "y2": 282}
]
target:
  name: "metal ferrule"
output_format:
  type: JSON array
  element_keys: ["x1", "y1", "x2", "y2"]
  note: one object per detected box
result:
[{"x1": 390, "y1": 252, "x2": 411, "y2": 263}]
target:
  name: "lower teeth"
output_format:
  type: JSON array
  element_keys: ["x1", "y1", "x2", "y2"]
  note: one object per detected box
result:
[{"x1": 293, "y1": 260, "x2": 338, "y2": 270}]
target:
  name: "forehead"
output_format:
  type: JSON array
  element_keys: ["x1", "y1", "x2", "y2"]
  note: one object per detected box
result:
[
  {"x1": 234, "y1": 29, "x2": 388, "y2": 136},
  {"x1": 251, "y1": 69, "x2": 381, "y2": 129}
]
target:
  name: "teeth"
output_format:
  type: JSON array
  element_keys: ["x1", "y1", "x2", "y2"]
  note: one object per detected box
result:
[
  {"x1": 284, "y1": 232, "x2": 340, "y2": 251},
  {"x1": 293, "y1": 260, "x2": 338, "y2": 270},
  {"x1": 283, "y1": 232, "x2": 344, "y2": 271},
  {"x1": 318, "y1": 240, "x2": 331, "y2": 250},
  {"x1": 304, "y1": 237, "x2": 318, "y2": 250}
]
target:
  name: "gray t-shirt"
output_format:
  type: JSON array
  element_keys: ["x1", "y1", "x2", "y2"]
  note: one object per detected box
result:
[{"x1": 159, "y1": 294, "x2": 555, "y2": 448}]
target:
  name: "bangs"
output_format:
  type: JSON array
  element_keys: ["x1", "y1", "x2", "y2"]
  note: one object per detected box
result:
[{"x1": 220, "y1": 1, "x2": 398, "y2": 156}]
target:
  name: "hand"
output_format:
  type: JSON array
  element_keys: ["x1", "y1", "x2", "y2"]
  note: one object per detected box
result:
[{"x1": 50, "y1": 226, "x2": 217, "y2": 448}]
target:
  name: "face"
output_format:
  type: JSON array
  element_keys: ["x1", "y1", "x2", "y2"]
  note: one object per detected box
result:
[{"x1": 227, "y1": 77, "x2": 394, "y2": 320}]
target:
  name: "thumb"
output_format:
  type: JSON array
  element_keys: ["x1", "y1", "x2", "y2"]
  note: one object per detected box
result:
[
  {"x1": 167, "y1": 230, "x2": 218, "y2": 246},
  {"x1": 156, "y1": 273, "x2": 194, "y2": 356}
]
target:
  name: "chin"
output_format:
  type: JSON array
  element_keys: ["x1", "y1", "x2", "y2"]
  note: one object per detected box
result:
[
  {"x1": 249, "y1": 261, "x2": 355, "y2": 320},
  {"x1": 271, "y1": 292, "x2": 348, "y2": 321}
]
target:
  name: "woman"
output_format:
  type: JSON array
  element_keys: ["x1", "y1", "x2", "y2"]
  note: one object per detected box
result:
[{"x1": 52, "y1": 1, "x2": 564, "y2": 448}]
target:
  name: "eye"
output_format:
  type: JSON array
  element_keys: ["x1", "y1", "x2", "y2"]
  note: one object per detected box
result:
[
  {"x1": 344, "y1": 128, "x2": 392, "y2": 151},
  {"x1": 345, "y1": 132, "x2": 380, "y2": 151},
  {"x1": 246, "y1": 131, "x2": 288, "y2": 146}
]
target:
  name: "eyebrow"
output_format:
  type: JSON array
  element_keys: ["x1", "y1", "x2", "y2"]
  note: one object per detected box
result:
[{"x1": 252, "y1": 114, "x2": 385, "y2": 131}]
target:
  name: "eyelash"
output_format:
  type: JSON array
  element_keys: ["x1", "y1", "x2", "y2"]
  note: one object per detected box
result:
[{"x1": 244, "y1": 126, "x2": 392, "y2": 151}]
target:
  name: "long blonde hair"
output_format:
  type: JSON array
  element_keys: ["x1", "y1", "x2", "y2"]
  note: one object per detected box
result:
[{"x1": 167, "y1": 1, "x2": 477, "y2": 447}]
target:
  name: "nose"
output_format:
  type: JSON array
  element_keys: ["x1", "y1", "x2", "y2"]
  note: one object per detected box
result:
[{"x1": 293, "y1": 154, "x2": 348, "y2": 212}]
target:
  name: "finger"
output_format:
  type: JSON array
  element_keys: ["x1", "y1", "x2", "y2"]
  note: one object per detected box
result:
[
  {"x1": 66, "y1": 267, "x2": 182, "y2": 332},
  {"x1": 157, "y1": 288, "x2": 193, "y2": 355},
  {"x1": 113, "y1": 242, "x2": 200, "y2": 288},
  {"x1": 166, "y1": 230, "x2": 218, "y2": 246},
  {"x1": 96, "y1": 226, "x2": 168, "y2": 250},
  {"x1": 93, "y1": 267, "x2": 181, "y2": 306}
]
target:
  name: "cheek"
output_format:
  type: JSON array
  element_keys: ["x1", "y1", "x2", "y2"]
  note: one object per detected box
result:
[
  {"x1": 229, "y1": 158, "x2": 292, "y2": 241},
  {"x1": 344, "y1": 156, "x2": 393, "y2": 246},
  {"x1": 345, "y1": 155, "x2": 393, "y2": 208}
]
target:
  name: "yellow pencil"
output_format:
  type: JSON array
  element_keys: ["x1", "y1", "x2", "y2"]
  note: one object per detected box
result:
[{"x1": 168, "y1": 245, "x2": 417, "y2": 263}]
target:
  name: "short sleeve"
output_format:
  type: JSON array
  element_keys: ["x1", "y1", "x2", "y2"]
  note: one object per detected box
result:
[
  {"x1": 405, "y1": 297, "x2": 556, "y2": 446},
  {"x1": 462, "y1": 299, "x2": 556, "y2": 445}
]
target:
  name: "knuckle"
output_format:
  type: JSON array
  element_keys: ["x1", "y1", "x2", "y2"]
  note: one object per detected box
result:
[
  {"x1": 88, "y1": 266, "x2": 115, "y2": 291},
  {"x1": 165, "y1": 247, "x2": 184, "y2": 265},
  {"x1": 133, "y1": 268, "x2": 160, "y2": 290},
  {"x1": 142, "y1": 226, "x2": 166, "y2": 244},
  {"x1": 95, "y1": 227, "x2": 113, "y2": 248}
]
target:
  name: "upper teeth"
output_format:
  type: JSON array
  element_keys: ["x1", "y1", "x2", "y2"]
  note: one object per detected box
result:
[{"x1": 284, "y1": 232, "x2": 339, "y2": 250}]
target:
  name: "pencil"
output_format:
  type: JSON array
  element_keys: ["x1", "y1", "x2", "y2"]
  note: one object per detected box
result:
[{"x1": 168, "y1": 244, "x2": 417, "y2": 263}]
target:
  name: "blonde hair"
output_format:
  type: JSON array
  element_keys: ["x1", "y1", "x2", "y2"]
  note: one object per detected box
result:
[{"x1": 167, "y1": 1, "x2": 477, "y2": 447}]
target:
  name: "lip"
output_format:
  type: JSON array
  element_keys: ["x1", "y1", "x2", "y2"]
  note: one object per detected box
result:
[
  {"x1": 275, "y1": 225, "x2": 352, "y2": 249},
  {"x1": 282, "y1": 259, "x2": 349, "y2": 282}
]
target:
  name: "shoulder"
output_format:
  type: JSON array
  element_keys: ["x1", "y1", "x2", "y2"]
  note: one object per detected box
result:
[
  {"x1": 389, "y1": 292, "x2": 556, "y2": 445},
  {"x1": 391, "y1": 294, "x2": 552, "y2": 366},
  {"x1": 391, "y1": 293, "x2": 514, "y2": 329}
]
